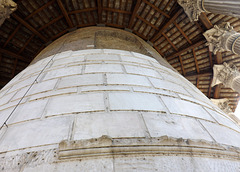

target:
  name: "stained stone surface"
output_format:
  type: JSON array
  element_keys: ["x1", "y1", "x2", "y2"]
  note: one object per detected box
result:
[{"x1": 0, "y1": 27, "x2": 239, "y2": 171}]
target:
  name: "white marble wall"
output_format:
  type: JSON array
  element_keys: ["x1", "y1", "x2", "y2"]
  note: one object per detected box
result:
[{"x1": 0, "y1": 49, "x2": 239, "y2": 171}]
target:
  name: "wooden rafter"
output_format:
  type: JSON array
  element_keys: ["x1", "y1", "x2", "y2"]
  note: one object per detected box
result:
[
  {"x1": 150, "y1": 8, "x2": 183, "y2": 42},
  {"x1": 142, "y1": 0, "x2": 170, "y2": 18},
  {"x1": 163, "y1": 33, "x2": 178, "y2": 51},
  {"x1": 0, "y1": 48, "x2": 31, "y2": 63},
  {"x1": 179, "y1": 55, "x2": 185, "y2": 76},
  {"x1": 192, "y1": 48, "x2": 199, "y2": 73},
  {"x1": 12, "y1": 14, "x2": 48, "y2": 43},
  {"x1": 57, "y1": 0, "x2": 73, "y2": 28},
  {"x1": 166, "y1": 40, "x2": 206, "y2": 60},
  {"x1": 136, "y1": 15, "x2": 159, "y2": 30},
  {"x1": 97, "y1": 0, "x2": 102, "y2": 23},
  {"x1": 174, "y1": 21, "x2": 192, "y2": 44},
  {"x1": 128, "y1": 0, "x2": 141, "y2": 29}
]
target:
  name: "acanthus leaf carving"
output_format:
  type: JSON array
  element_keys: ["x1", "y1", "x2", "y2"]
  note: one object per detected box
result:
[
  {"x1": 0, "y1": 0, "x2": 17, "y2": 27},
  {"x1": 177, "y1": 0, "x2": 204, "y2": 22}
]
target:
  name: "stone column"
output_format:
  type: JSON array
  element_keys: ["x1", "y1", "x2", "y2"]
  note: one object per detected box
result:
[
  {"x1": 0, "y1": 0, "x2": 17, "y2": 26},
  {"x1": 178, "y1": 0, "x2": 240, "y2": 22},
  {"x1": 211, "y1": 98, "x2": 240, "y2": 125},
  {"x1": 211, "y1": 62, "x2": 240, "y2": 94},
  {"x1": 203, "y1": 23, "x2": 240, "y2": 55}
]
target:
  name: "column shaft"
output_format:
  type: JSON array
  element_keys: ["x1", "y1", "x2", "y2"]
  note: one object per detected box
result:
[{"x1": 204, "y1": 0, "x2": 240, "y2": 18}]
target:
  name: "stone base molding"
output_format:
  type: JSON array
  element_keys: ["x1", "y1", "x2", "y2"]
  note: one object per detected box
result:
[{"x1": 59, "y1": 135, "x2": 240, "y2": 160}]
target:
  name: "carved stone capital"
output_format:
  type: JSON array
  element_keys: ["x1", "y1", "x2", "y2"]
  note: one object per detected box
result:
[
  {"x1": 177, "y1": 0, "x2": 204, "y2": 22},
  {"x1": 0, "y1": 0, "x2": 17, "y2": 26},
  {"x1": 212, "y1": 62, "x2": 239, "y2": 89},
  {"x1": 203, "y1": 23, "x2": 237, "y2": 54},
  {"x1": 211, "y1": 98, "x2": 233, "y2": 114}
]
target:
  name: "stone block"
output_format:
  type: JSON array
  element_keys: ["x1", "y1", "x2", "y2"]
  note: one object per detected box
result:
[
  {"x1": 45, "y1": 93, "x2": 105, "y2": 116},
  {"x1": 72, "y1": 49, "x2": 103, "y2": 56},
  {"x1": 161, "y1": 96, "x2": 214, "y2": 121},
  {"x1": 43, "y1": 66, "x2": 83, "y2": 81},
  {"x1": 103, "y1": 49, "x2": 132, "y2": 56},
  {"x1": 81, "y1": 86, "x2": 130, "y2": 92},
  {"x1": 52, "y1": 55, "x2": 85, "y2": 67},
  {"x1": 149, "y1": 77, "x2": 190, "y2": 95},
  {"x1": 12, "y1": 79, "x2": 58, "y2": 101},
  {"x1": 109, "y1": 92, "x2": 165, "y2": 112},
  {"x1": 0, "y1": 116, "x2": 72, "y2": 152},
  {"x1": 142, "y1": 113, "x2": 213, "y2": 141},
  {"x1": 85, "y1": 64, "x2": 123, "y2": 73},
  {"x1": 8, "y1": 99, "x2": 48, "y2": 124},
  {"x1": 132, "y1": 87, "x2": 177, "y2": 97},
  {"x1": 121, "y1": 55, "x2": 151, "y2": 66},
  {"x1": 74, "y1": 112, "x2": 147, "y2": 140},
  {"x1": 54, "y1": 51, "x2": 72, "y2": 60},
  {"x1": 85, "y1": 54, "x2": 120, "y2": 61},
  {"x1": 124, "y1": 65, "x2": 162, "y2": 78},
  {"x1": 29, "y1": 88, "x2": 77, "y2": 101},
  {"x1": 107, "y1": 74, "x2": 151, "y2": 87},
  {"x1": 200, "y1": 120, "x2": 240, "y2": 147},
  {"x1": 204, "y1": 107, "x2": 240, "y2": 132},
  {"x1": 58, "y1": 74, "x2": 103, "y2": 89}
]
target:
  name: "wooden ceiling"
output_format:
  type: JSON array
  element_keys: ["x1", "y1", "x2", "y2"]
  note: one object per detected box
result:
[{"x1": 1, "y1": 0, "x2": 240, "y2": 111}]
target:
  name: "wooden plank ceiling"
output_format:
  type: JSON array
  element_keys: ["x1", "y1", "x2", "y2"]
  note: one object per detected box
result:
[{"x1": 1, "y1": 0, "x2": 240, "y2": 111}]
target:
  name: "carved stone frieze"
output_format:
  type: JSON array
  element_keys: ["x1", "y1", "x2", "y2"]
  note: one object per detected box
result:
[
  {"x1": 0, "y1": 0, "x2": 17, "y2": 27},
  {"x1": 177, "y1": 0, "x2": 204, "y2": 22},
  {"x1": 212, "y1": 62, "x2": 239, "y2": 89}
]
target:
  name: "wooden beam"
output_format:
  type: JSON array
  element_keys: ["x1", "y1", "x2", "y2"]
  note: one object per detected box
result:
[
  {"x1": 150, "y1": 8, "x2": 183, "y2": 42},
  {"x1": 163, "y1": 33, "x2": 178, "y2": 51},
  {"x1": 136, "y1": 15, "x2": 159, "y2": 30},
  {"x1": 57, "y1": 0, "x2": 73, "y2": 28},
  {"x1": 213, "y1": 85, "x2": 221, "y2": 99},
  {"x1": 128, "y1": 0, "x2": 141, "y2": 29},
  {"x1": 185, "y1": 69, "x2": 212, "y2": 79},
  {"x1": 179, "y1": 55, "x2": 185, "y2": 76},
  {"x1": 192, "y1": 48, "x2": 199, "y2": 73},
  {"x1": 0, "y1": 48, "x2": 31, "y2": 63},
  {"x1": 12, "y1": 14, "x2": 48, "y2": 43},
  {"x1": 97, "y1": 0, "x2": 102, "y2": 23},
  {"x1": 103, "y1": 8, "x2": 131, "y2": 14},
  {"x1": 142, "y1": 0, "x2": 170, "y2": 18},
  {"x1": 215, "y1": 51, "x2": 223, "y2": 64},
  {"x1": 196, "y1": 77, "x2": 199, "y2": 88},
  {"x1": 207, "y1": 78, "x2": 213, "y2": 98},
  {"x1": 166, "y1": 39, "x2": 206, "y2": 60},
  {"x1": 174, "y1": 21, "x2": 192, "y2": 44},
  {"x1": 199, "y1": 13, "x2": 213, "y2": 30}
]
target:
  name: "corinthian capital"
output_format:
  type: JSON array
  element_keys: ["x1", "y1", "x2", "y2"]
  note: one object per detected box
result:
[
  {"x1": 203, "y1": 23, "x2": 237, "y2": 54},
  {"x1": 212, "y1": 62, "x2": 239, "y2": 89},
  {"x1": 177, "y1": 0, "x2": 204, "y2": 22},
  {"x1": 0, "y1": 0, "x2": 17, "y2": 26}
]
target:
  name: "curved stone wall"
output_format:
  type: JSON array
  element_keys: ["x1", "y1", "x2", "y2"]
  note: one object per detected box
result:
[{"x1": 0, "y1": 27, "x2": 239, "y2": 171}]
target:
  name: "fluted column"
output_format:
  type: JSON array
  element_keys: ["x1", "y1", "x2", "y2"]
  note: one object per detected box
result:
[
  {"x1": 0, "y1": 0, "x2": 17, "y2": 26},
  {"x1": 178, "y1": 0, "x2": 240, "y2": 22},
  {"x1": 211, "y1": 98, "x2": 240, "y2": 125},
  {"x1": 203, "y1": 23, "x2": 240, "y2": 55},
  {"x1": 212, "y1": 62, "x2": 240, "y2": 93}
]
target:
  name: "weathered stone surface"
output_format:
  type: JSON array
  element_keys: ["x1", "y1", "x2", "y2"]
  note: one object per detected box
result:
[{"x1": 0, "y1": 27, "x2": 240, "y2": 171}]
